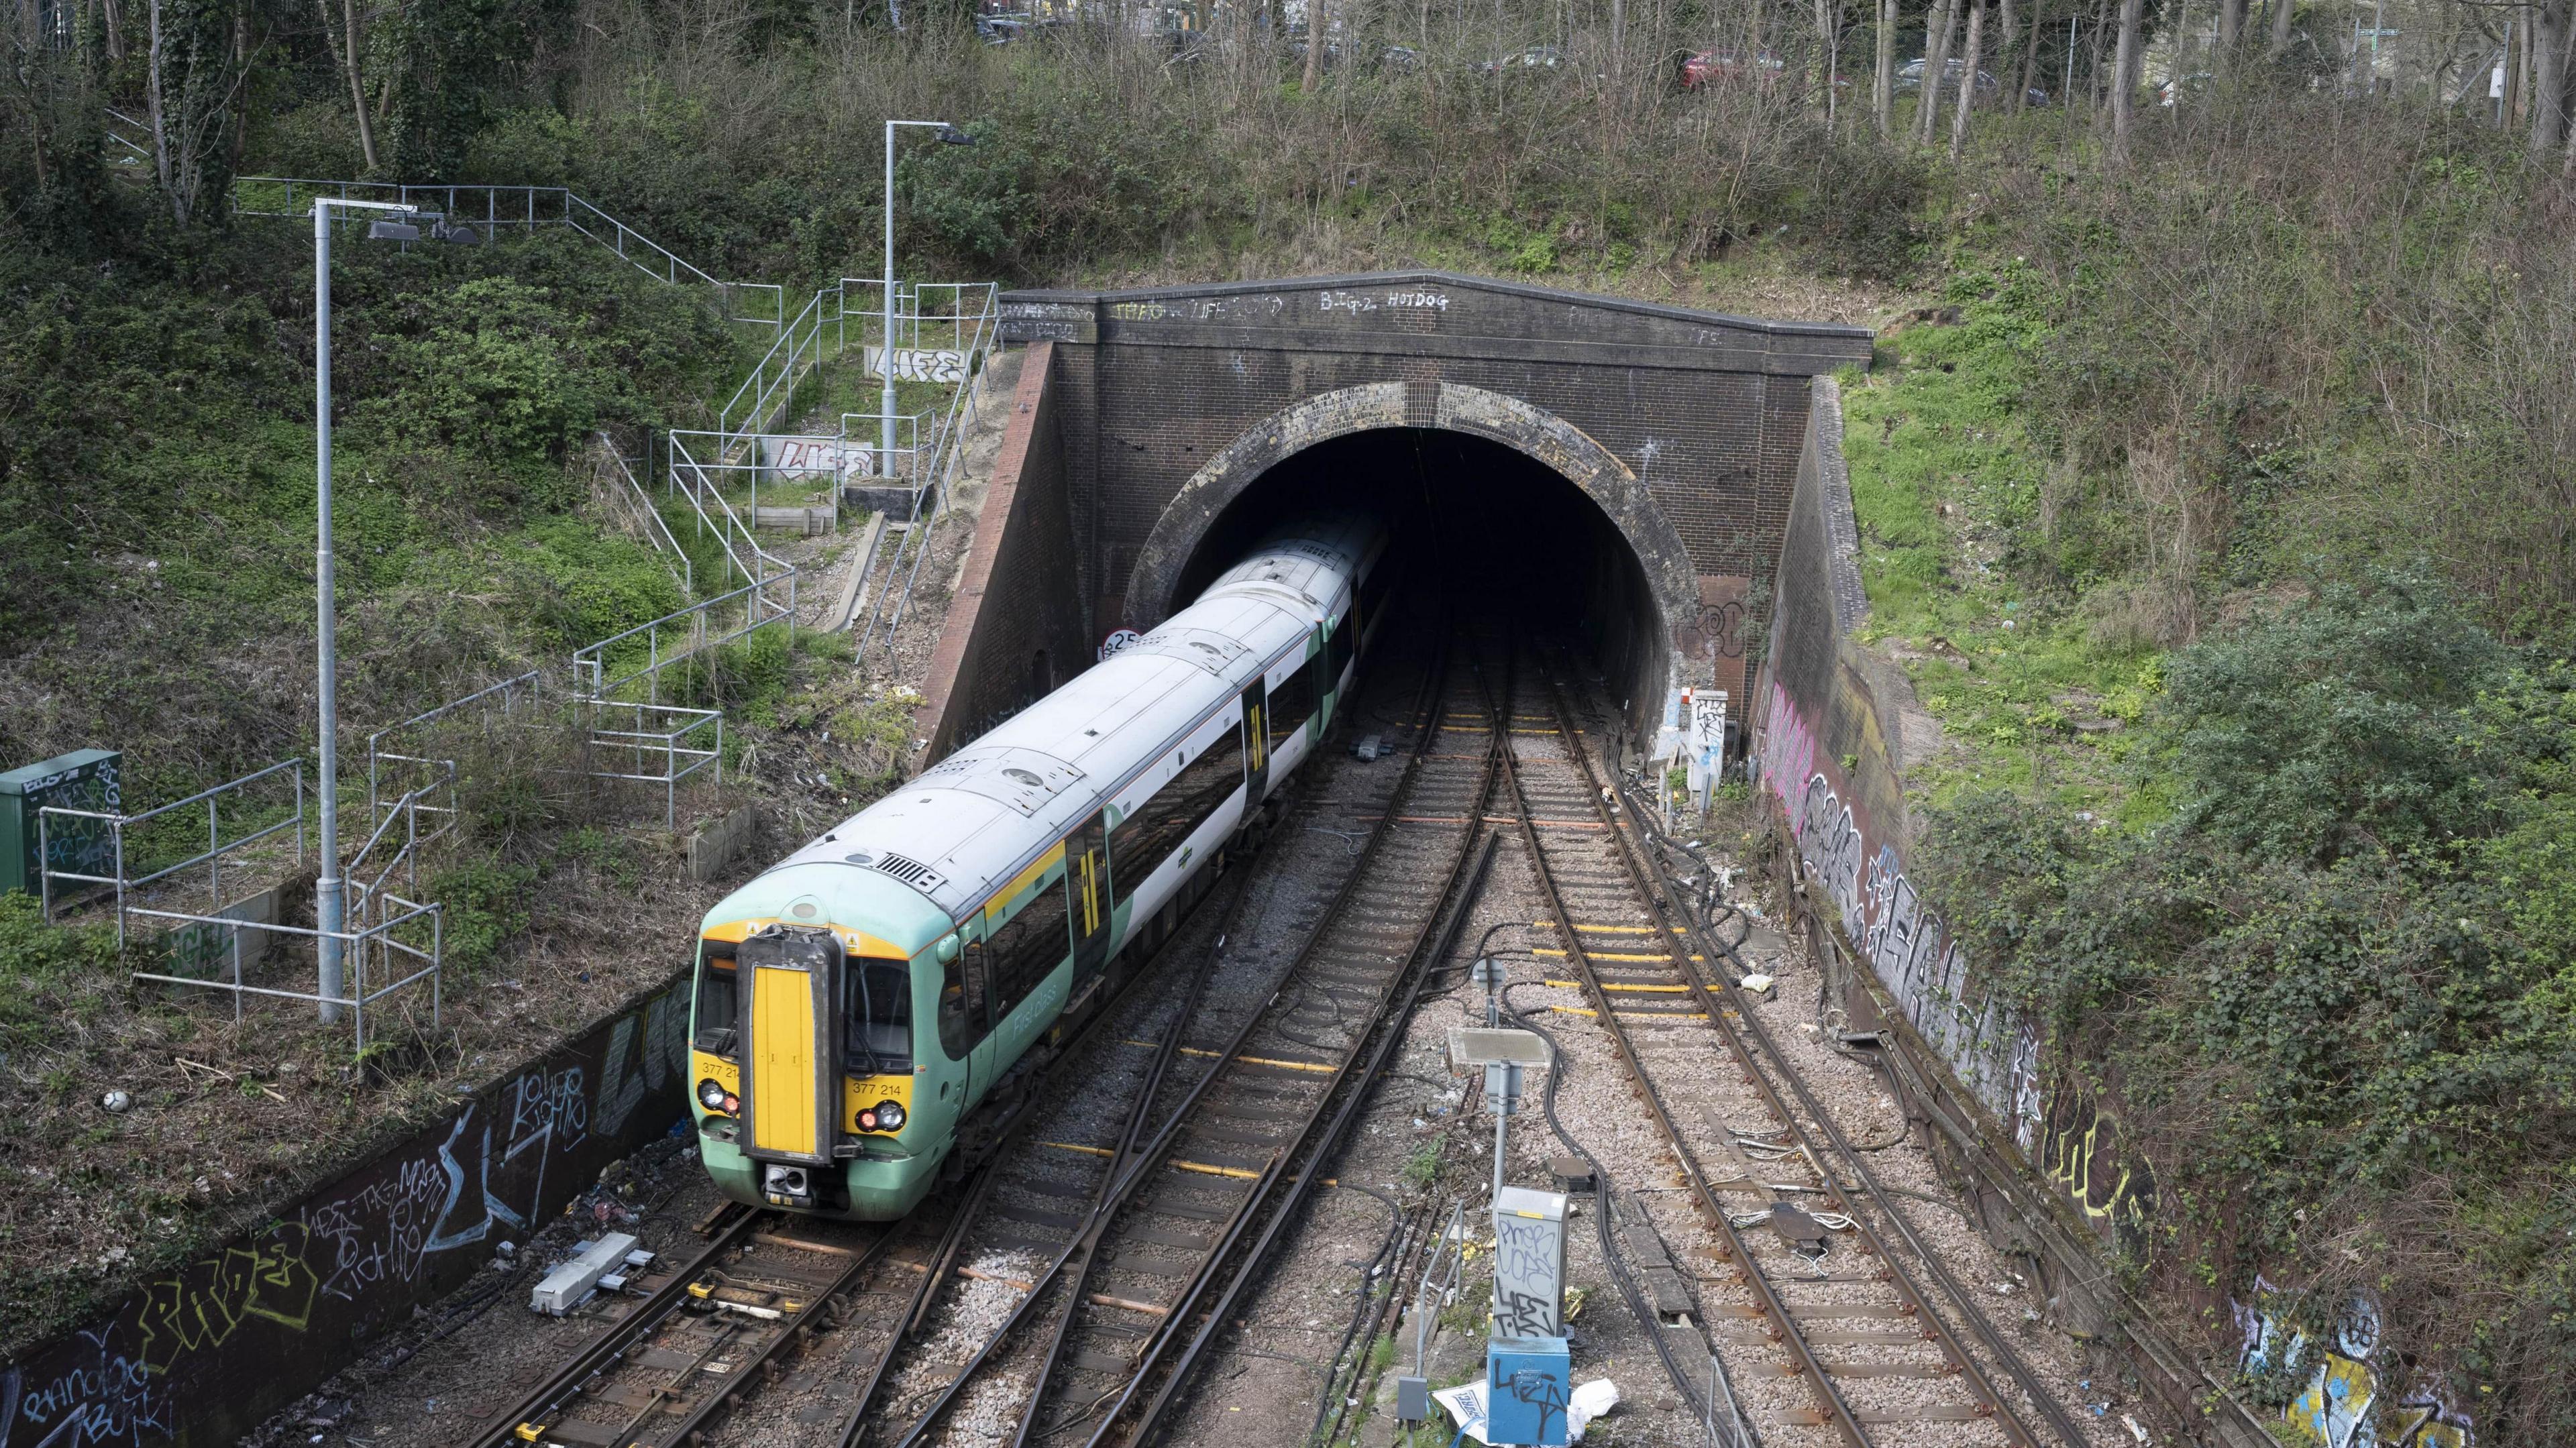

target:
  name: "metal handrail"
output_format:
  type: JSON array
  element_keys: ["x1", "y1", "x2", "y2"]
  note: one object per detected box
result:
[
  {"x1": 720, "y1": 286, "x2": 835, "y2": 441},
  {"x1": 37, "y1": 760, "x2": 308, "y2": 943},
  {"x1": 230, "y1": 177, "x2": 780, "y2": 327},
  {"x1": 597, "y1": 433, "x2": 691, "y2": 594},
  {"x1": 863, "y1": 288, "x2": 1000, "y2": 659}
]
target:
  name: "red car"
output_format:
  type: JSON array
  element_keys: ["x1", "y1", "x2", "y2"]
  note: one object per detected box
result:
[{"x1": 1681, "y1": 47, "x2": 1785, "y2": 89}]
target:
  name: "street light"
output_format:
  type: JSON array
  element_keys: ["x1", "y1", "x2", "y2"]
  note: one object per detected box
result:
[
  {"x1": 309, "y1": 195, "x2": 437, "y2": 1021},
  {"x1": 881, "y1": 120, "x2": 977, "y2": 479}
]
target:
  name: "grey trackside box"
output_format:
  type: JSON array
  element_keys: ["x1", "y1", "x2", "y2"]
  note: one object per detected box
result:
[{"x1": 532, "y1": 1232, "x2": 642, "y2": 1315}]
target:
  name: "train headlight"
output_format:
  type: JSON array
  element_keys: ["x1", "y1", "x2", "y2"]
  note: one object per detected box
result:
[
  {"x1": 698, "y1": 1078, "x2": 729, "y2": 1111},
  {"x1": 876, "y1": 1101, "x2": 905, "y2": 1131}
]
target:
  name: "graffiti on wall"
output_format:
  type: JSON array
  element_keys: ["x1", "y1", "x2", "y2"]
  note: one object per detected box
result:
[
  {"x1": 2035, "y1": 1087, "x2": 2155, "y2": 1258},
  {"x1": 1758, "y1": 680, "x2": 2045, "y2": 1147},
  {"x1": 2235, "y1": 1288, "x2": 2474, "y2": 1448},
  {"x1": 1758, "y1": 679, "x2": 2159, "y2": 1251},
  {"x1": 3, "y1": 980, "x2": 688, "y2": 1448}
]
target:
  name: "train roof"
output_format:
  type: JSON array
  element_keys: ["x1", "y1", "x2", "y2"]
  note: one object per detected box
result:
[{"x1": 702, "y1": 518, "x2": 1382, "y2": 940}]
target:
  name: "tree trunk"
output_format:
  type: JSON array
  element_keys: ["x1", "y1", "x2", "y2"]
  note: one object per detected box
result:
[
  {"x1": 2267, "y1": 0, "x2": 2294, "y2": 58},
  {"x1": 2218, "y1": 0, "x2": 2243, "y2": 53},
  {"x1": 1997, "y1": 0, "x2": 2021, "y2": 111},
  {"x1": 2017, "y1": 0, "x2": 2045, "y2": 109},
  {"x1": 2504, "y1": 9, "x2": 2524, "y2": 125},
  {"x1": 1919, "y1": 0, "x2": 1959, "y2": 142},
  {"x1": 1951, "y1": 0, "x2": 1986, "y2": 153},
  {"x1": 2110, "y1": 0, "x2": 2142, "y2": 160},
  {"x1": 1301, "y1": 0, "x2": 1323, "y2": 89},
  {"x1": 1874, "y1": 0, "x2": 1896, "y2": 132},
  {"x1": 1816, "y1": 0, "x2": 1839, "y2": 117},
  {"x1": 317, "y1": 0, "x2": 378, "y2": 171},
  {"x1": 2534, "y1": 0, "x2": 2572, "y2": 152},
  {"x1": 147, "y1": 0, "x2": 173, "y2": 209}
]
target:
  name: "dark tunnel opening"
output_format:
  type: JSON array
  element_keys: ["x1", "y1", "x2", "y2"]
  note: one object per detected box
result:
[{"x1": 1171, "y1": 428, "x2": 1667, "y2": 729}]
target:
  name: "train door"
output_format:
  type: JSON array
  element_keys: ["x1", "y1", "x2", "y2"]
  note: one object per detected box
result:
[
  {"x1": 735, "y1": 924, "x2": 842, "y2": 1207},
  {"x1": 1240, "y1": 681, "x2": 1272, "y2": 803},
  {"x1": 1067, "y1": 810, "x2": 1112, "y2": 983}
]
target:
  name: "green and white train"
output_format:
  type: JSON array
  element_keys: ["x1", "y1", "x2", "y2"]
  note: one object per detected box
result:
[{"x1": 687, "y1": 516, "x2": 1389, "y2": 1218}]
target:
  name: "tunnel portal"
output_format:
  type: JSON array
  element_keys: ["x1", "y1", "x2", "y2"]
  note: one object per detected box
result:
[{"x1": 918, "y1": 272, "x2": 1871, "y2": 759}]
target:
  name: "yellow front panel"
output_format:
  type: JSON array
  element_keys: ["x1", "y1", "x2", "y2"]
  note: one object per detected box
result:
[{"x1": 751, "y1": 966, "x2": 818, "y2": 1156}]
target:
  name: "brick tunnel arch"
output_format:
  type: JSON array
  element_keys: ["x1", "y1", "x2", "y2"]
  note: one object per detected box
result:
[{"x1": 1123, "y1": 381, "x2": 1706, "y2": 730}]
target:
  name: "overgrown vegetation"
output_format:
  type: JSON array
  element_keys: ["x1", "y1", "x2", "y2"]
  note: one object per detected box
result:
[{"x1": 9, "y1": 0, "x2": 2576, "y2": 1431}]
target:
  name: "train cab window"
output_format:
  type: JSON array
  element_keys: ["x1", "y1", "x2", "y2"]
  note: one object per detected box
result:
[
  {"x1": 983, "y1": 873, "x2": 1072, "y2": 1023},
  {"x1": 1324, "y1": 612, "x2": 1353, "y2": 688},
  {"x1": 941, "y1": 939, "x2": 988, "y2": 1060},
  {"x1": 693, "y1": 954, "x2": 738, "y2": 1057},
  {"x1": 1267, "y1": 656, "x2": 1319, "y2": 750},
  {"x1": 1110, "y1": 724, "x2": 1246, "y2": 908},
  {"x1": 845, "y1": 960, "x2": 912, "y2": 1074}
]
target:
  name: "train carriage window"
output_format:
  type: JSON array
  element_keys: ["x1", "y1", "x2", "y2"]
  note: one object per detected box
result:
[
  {"x1": 845, "y1": 960, "x2": 912, "y2": 1074},
  {"x1": 983, "y1": 871, "x2": 1072, "y2": 1023},
  {"x1": 693, "y1": 952, "x2": 738, "y2": 1057},
  {"x1": 1110, "y1": 724, "x2": 1246, "y2": 908},
  {"x1": 1267, "y1": 655, "x2": 1320, "y2": 751},
  {"x1": 1324, "y1": 612, "x2": 1353, "y2": 687}
]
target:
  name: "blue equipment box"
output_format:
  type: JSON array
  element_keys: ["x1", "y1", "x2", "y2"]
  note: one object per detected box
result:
[{"x1": 1486, "y1": 1333, "x2": 1572, "y2": 1446}]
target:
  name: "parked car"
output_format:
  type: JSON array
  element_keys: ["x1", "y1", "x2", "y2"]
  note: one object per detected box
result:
[
  {"x1": 1478, "y1": 45, "x2": 1564, "y2": 75},
  {"x1": 1680, "y1": 46, "x2": 1786, "y2": 89},
  {"x1": 1894, "y1": 56, "x2": 2048, "y2": 107}
]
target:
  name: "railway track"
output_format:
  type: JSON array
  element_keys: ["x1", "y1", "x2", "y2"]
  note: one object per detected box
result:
[
  {"x1": 1483, "y1": 635, "x2": 2090, "y2": 1448},
  {"x1": 881, "y1": 616, "x2": 1503, "y2": 1448},
  {"x1": 473, "y1": 608, "x2": 1507, "y2": 1448}
]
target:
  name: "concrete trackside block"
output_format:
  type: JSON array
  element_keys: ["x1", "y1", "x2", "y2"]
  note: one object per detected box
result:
[
  {"x1": 532, "y1": 1232, "x2": 641, "y2": 1315},
  {"x1": 687, "y1": 805, "x2": 759, "y2": 881}
]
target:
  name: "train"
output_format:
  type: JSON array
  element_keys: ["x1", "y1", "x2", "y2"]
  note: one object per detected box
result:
[{"x1": 686, "y1": 516, "x2": 1391, "y2": 1219}]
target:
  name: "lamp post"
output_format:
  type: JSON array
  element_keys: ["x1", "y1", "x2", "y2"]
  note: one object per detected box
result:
[
  {"x1": 310, "y1": 194, "x2": 433, "y2": 1021},
  {"x1": 880, "y1": 120, "x2": 976, "y2": 480}
]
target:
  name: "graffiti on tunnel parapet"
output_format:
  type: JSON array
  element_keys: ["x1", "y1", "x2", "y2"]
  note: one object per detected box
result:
[{"x1": 2, "y1": 978, "x2": 690, "y2": 1448}]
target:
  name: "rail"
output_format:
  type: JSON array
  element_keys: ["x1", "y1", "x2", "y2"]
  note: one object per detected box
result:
[
  {"x1": 229, "y1": 177, "x2": 784, "y2": 327},
  {"x1": 1499, "y1": 641, "x2": 2084, "y2": 1447},
  {"x1": 584, "y1": 700, "x2": 722, "y2": 830},
  {"x1": 856, "y1": 288, "x2": 1001, "y2": 659},
  {"x1": 594, "y1": 433, "x2": 690, "y2": 594},
  {"x1": 363, "y1": 670, "x2": 544, "y2": 847},
  {"x1": 665, "y1": 431, "x2": 796, "y2": 596},
  {"x1": 568, "y1": 575, "x2": 794, "y2": 705},
  {"x1": 36, "y1": 759, "x2": 306, "y2": 946}
]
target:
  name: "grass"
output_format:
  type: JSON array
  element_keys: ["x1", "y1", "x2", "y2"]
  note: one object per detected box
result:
[{"x1": 1835, "y1": 263, "x2": 2163, "y2": 825}]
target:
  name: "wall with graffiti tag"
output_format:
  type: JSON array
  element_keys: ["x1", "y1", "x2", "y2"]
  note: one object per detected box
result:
[
  {"x1": 2235, "y1": 1287, "x2": 2474, "y2": 1448},
  {"x1": 1, "y1": 975, "x2": 690, "y2": 1448},
  {"x1": 1750, "y1": 376, "x2": 2152, "y2": 1258},
  {"x1": 1750, "y1": 378, "x2": 2473, "y2": 1448}
]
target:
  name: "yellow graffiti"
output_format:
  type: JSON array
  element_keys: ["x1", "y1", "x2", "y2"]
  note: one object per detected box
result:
[
  {"x1": 135, "y1": 1225, "x2": 319, "y2": 1372},
  {"x1": 2037, "y1": 1095, "x2": 2153, "y2": 1254}
]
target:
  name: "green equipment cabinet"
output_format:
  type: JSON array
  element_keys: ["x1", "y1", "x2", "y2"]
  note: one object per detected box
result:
[{"x1": 0, "y1": 748, "x2": 123, "y2": 897}]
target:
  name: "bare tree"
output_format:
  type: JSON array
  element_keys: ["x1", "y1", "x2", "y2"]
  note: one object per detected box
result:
[
  {"x1": 2217, "y1": 0, "x2": 2243, "y2": 54},
  {"x1": 1874, "y1": 0, "x2": 1896, "y2": 132},
  {"x1": 2538, "y1": 0, "x2": 2576, "y2": 152},
  {"x1": 316, "y1": 0, "x2": 376, "y2": 171},
  {"x1": 2267, "y1": 0, "x2": 2294, "y2": 58},
  {"x1": 2109, "y1": 0, "x2": 2141, "y2": 160},
  {"x1": 1951, "y1": 0, "x2": 1984, "y2": 152},
  {"x1": 1918, "y1": 0, "x2": 1960, "y2": 141},
  {"x1": 1303, "y1": 0, "x2": 1324, "y2": 89}
]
